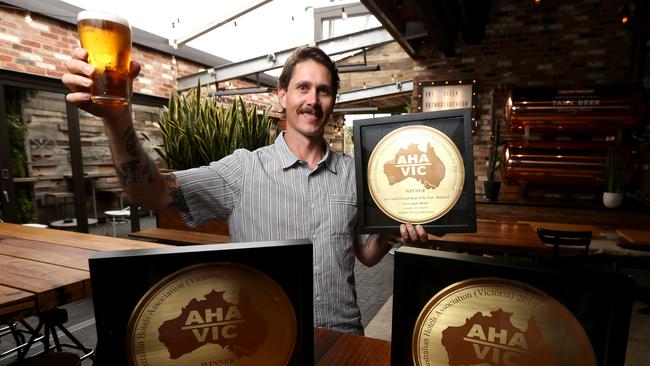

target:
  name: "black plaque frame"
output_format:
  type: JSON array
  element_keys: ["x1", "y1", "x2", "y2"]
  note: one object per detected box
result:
[
  {"x1": 353, "y1": 108, "x2": 476, "y2": 234},
  {"x1": 89, "y1": 240, "x2": 313, "y2": 366},
  {"x1": 391, "y1": 247, "x2": 634, "y2": 366}
]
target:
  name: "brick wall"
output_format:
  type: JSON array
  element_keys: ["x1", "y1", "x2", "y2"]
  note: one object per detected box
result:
[{"x1": 341, "y1": 0, "x2": 648, "y2": 202}]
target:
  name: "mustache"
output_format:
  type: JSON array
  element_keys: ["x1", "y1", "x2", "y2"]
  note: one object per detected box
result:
[{"x1": 299, "y1": 105, "x2": 323, "y2": 117}]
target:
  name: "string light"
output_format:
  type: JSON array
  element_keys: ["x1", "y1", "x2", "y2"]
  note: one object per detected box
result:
[
  {"x1": 341, "y1": 7, "x2": 348, "y2": 20},
  {"x1": 25, "y1": 11, "x2": 32, "y2": 23}
]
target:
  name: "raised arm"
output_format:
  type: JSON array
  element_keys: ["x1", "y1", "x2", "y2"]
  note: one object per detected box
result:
[{"x1": 62, "y1": 48, "x2": 185, "y2": 212}]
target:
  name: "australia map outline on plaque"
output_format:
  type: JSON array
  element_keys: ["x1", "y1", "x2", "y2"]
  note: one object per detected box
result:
[
  {"x1": 127, "y1": 263, "x2": 296, "y2": 366},
  {"x1": 367, "y1": 125, "x2": 464, "y2": 224},
  {"x1": 412, "y1": 278, "x2": 597, "y2": 366},
  {"x1": 158, "y1": 289, "x2": 268, "y2": 360},
  {"x1": 383, "y1": 142, "x2": 446, "y2": 190}
]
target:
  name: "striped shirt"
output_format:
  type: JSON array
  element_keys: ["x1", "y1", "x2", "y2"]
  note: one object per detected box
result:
[{"x1": 175, "y1": 133, "x2": 367, "y2": 334}]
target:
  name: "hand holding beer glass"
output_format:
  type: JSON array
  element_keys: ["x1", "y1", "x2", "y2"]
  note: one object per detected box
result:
[{"x1": 77, "y1": 11, "x2": 131, "y2": 106}]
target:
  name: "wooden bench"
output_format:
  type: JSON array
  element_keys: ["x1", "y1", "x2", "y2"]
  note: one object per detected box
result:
[
  {"x1": 128, "y1": 228, "x2": 230, "y2": 245},
  {"x1": 128, "y1": 209, "x2": 230, "y2": 245}
]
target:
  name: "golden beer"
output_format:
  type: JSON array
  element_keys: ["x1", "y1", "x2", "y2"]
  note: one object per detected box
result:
[{"x1": 77, "y1": 11, "x2": 131, "y2": 106}]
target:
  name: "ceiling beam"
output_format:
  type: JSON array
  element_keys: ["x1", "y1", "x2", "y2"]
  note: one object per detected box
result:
[
  {"x1": 336, "y1": 80, "x2": 413, "y2": 104},
  {"x1": 361, "y1": 0, "x2": 423, "y2": 58},
  {"x1": 177, "y1": 27, "x2": 398, "y2": 90},
  {"x1": 173, "y1": 0, "x2": 272, "y2": 47}
]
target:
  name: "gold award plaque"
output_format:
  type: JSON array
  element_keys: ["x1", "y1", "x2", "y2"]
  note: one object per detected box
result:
[
  {"x1": 412, "y1": 278, "x2": 597, "y2": 366},
  {"x1": 367, "y1": 125, "x2": 464, "y2": 224},
  {"x1": 127, "y1": 263, "x2": 296, "y2": 366}
]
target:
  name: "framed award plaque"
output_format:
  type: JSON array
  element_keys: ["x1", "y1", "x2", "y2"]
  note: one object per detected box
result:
[
  {"x1": 89, "y1": 240, "x2": 313, "y2": 366},
  {"x1": 353, "y1": 108, "x2": 476, "y2": 234},
  {"x1": 391, "y1": 247, "x2": 634, "y2": 366}
]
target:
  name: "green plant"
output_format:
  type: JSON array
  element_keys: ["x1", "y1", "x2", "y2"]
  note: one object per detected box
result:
[
  {"x1": 145, "y1": 84, "x2": 278, "y2": 170},
  {"x1": 6, "y1": 89, "x2": 36, "y2": 223},
  {"x1": 486, "y1": 116, "x2": 501, "y2": 181},
  {"x1": 605, "y1": 133, "x2": 649, "y2": 193}
]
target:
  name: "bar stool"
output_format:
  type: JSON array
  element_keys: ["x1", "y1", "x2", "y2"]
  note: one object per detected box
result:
[
  {"x1": 17, "y1": 308, "x2": 93, "y2": 364},
  {"x1": 21, "y1": 224, "x2": 48, "y2": 229},
  {"x1": 104, "y1": 208, "x2": 130, "y2": 237},
  {"x1": 49, "y1": 218, "x2": 98, "y2": 231},
  {"x1": 44, "y1": 192, "x2": 74, "y2": 221}
]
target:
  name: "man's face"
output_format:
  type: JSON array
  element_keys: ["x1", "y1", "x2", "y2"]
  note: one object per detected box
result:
[{"x1": 278, "y1": 60, "x2": 334, "y2": 140}]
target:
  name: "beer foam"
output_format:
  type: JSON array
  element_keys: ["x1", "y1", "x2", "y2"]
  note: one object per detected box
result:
[{"x1": 77, "y1": 10, "x2": 130, "y2": 28}]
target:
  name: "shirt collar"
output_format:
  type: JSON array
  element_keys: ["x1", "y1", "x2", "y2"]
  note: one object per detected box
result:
[{"x1": 275, "y1": 132, "x2": 337, "y2": 173}]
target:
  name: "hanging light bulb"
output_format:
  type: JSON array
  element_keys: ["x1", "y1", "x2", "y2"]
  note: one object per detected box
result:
[
  {"x1": 620, "y1": 4, "x2": 630, "y2": 26},
  {"x1": 25, "y1": 12, "x2": 33, "y2": 24},
  {"x1": 341, "y1": 7, "x2": 348, "y2": 20}
]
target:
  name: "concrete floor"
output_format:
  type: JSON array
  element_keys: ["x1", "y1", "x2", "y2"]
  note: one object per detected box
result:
[{"x1": 1, "y1": 218, "x2": 649, "y2": 365}]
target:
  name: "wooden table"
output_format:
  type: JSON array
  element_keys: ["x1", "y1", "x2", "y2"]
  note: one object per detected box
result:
[
  {"x1": 129, "y1": 228, "x2": 230, "y2": 245},
  {"x1": 425, "y1": 219, "x2": 551, "y2": 256},
  {"x1": 0, "y1": 222, "x2": 165, "y2": 324},
  {"x1": 315, "y1": 328, "x2": 390, "y2": 365},
  {"x1": 616, "y1": 228, "x2": 650, "y2": 252}
]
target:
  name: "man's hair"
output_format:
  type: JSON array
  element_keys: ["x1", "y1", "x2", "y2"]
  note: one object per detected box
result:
[{"x1": 278, "y1": 46, "x2": 339, "y2": 96}]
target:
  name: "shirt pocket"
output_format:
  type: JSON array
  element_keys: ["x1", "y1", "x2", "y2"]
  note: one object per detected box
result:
[
  {"x1": 328, "y1": 194, "x2": 357, "y2": 238},
  {"x1": 328, "y1": 193, "x2": 357, "y2": 272}
]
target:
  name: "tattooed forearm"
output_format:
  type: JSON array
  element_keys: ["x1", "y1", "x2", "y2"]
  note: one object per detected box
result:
[
  {"x1": 117, "y1": 158, "x2": 142, "y2": 185},
  {"x1": 123, "y1": 123, "x2": 141, "y2": 157},
  {"x1": 164, "y1": 173, "x2": 188, "y2": 211},
  {"x1": 116, "y1": 124, "x2": 157, "y2": 184}
]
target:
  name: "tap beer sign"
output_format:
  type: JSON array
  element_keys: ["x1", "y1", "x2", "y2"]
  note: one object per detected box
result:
[
  {"x1": 422, "y1": 84, "x2": 473, "y2": 112},
  {"x1": 127, "y1": 263, "x2": 296, "y2": 366},
  {"x1": 412, "y1": 278, "x2": 597, "y2": 366}
]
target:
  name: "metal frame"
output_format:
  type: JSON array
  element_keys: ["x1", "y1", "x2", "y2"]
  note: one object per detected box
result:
[
  {"x1": 177, "y1": 27, "x2": 396, "y2": 90},
  {"x1": 173, "y1": 0, "x2": 273, "y2": 47},
  {"x1": 336, "y1": 80, "x2": 413, "y2": 104}
]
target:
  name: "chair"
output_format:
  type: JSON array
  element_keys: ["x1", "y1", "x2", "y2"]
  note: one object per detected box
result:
[
  {"x1": 536, "y1": 228, "x2": 592, "y2": 260},
  {"x1": 44, "y1": 192, "x2": 74, "y2": 221}
]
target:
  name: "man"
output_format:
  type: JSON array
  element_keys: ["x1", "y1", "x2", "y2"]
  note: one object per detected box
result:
[{"x1": 63, "y1": 45, "x2": 427, "y2": 334}]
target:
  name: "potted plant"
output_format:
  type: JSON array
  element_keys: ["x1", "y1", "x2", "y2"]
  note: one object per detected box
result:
[
  {"x1": 143, "y1": 84, "x2": 278, "y2": 234},
  {"x1": 603, "y1": 133, "x2": 648, "y2": 208},
  {"x1": 484, "y1": 113, "x2": 502, "y2": 201},
  {"x1": 147, "y1": 84, "x2": 278, "y2": 170}
]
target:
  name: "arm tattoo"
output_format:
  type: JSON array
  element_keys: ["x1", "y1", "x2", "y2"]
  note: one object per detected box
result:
[
  {"x1": 117, "y1": 124, "x2": 156, "y2": 184},
  {"x1": 123, "y1": 124, "x2": 140, "y2": 157},
  {"x1": 164, "y1": 173, "x2": 189, "y2": 211}
]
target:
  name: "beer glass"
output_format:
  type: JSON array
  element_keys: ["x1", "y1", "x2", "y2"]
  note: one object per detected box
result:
[{"x1": 77, "y1": 11, "x2": 131, "y2": 106}]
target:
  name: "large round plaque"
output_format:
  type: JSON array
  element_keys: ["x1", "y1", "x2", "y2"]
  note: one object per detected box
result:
[
  {"x1": 127, "y1": 263, "x2": 296, "y2": 366},
  {"x1": 412, "y1": 278, "x2": 596, "y2": 366},
  {"x1": 367, "y1": 125, "x2": 464, "y2": 224}
]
